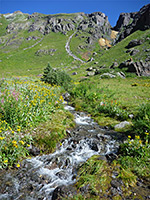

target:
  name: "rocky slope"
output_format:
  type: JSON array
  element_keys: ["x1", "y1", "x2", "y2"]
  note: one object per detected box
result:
[
  {"x1": 114, "y1": 4, "x2": 150, "y2": 42},
  {"x1": 3, "y1": 11, "x2": 112, "y2": 44}
]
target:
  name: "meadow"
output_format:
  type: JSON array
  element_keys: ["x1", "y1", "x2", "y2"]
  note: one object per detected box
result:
[{"x1": 0, "y1": 76, "x2": 74, "y2": 168}]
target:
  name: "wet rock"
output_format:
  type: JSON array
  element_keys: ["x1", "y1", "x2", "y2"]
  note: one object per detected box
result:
[
  {"x1": 106, "y1": 153, "x2": 118, "y2": 163},
  {"x1": 52, "y1": 185, "x2": 77, "y2": 200},
  {"x1": 27, "y1": 145, "x2": 40, "y2": 156},
  {"x1": 97, "y1": 155, "x2": 107, "y2": 161},
  {"x1": 90, "y1": 141, "x2": 99, "y2": 151}
]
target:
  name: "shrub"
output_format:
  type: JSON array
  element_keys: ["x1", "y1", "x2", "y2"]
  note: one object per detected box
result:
[{"x1": 41, "y1": 63, "x2": 72, "y2": 89}]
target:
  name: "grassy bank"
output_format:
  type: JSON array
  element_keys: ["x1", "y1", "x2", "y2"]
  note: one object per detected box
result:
[{"x1": 0, "y1": 76, "x2": 74, "y2": 169}]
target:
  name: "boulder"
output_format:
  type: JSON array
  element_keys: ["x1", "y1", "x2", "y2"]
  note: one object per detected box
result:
[
  {"x1": 87, "y1": 71, "x2": 95, "y2": 76},
  {"x1": 130, "y1": 49, "x2": 140, "y2": 56},
  {"x1": 72, "y1": 72, "x2": 77, "y2": 75},
  {"x1": 114, "y1": 121, "x2": 131, "y2": 130},
  {"x1": 116, "y1": 72, "x2": 126, "y2": 78},
  {"x1": 126, "y1": 39, "x2": 143, "y2": 48},
  {"x1": 100, "y1": 73, "x2": 116, "y2": 78},
  {"x1": 119, "y1": 59, "x2": 150, "y2": 76}
]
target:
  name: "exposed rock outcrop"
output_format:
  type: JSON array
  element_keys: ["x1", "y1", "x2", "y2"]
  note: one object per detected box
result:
[
  {"x1": 119, "y1": 59, "x2": 150, "y2": 76},
  {"x1": 114, "y1": 4, "x2": 150, "y2": 42},
  {"x1": 6, "y1": 11, "x2": 112, "y2": 44}
]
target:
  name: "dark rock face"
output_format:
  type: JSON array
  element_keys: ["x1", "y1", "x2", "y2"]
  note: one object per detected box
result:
[
  {"x1": 114, "y1": 12, "x2": 136, "y2": 31},
  {"x1": 115, "y1": 4, "x2": 150, "y2": 41},
  {"x1": 119, "y1": 59, "x2": 150, "y2": 76},
  {"x1": 126, "y1": 39, "x2": 143, "y2": 49}
]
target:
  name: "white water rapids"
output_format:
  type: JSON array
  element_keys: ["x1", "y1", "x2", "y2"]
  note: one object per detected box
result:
[{"x1": 0, "y1": 104, "x2": 120, "y2": 200}]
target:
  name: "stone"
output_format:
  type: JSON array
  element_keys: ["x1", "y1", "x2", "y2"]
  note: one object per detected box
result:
[
  {"x1": 114, "y1": 121, "x2": 130, "y2": 129},
  {"x1": 116, "y1": 71, "x2": 126, "y2": 78},
  {"x1": 110, "y1": 62, "x2": 118, "y2": 69},
  {"x1": 52, "y1": 185, "x2": 77, "y2": 200},
  {"x1": 130, "y1": 49, "x2": 140, "y2": 56},
  {"x1": 126, "y1": 39, "x2": 143, "y2": 48},
  {"x1": 72, "y1": 72, "x2": 77, "y2": 75},
  {"x1": 90, "y1": 142, "x2": 99, "y2": 151},
  {"x1": 87, "y1": 71, "x2": 95, "y2": 76},
  {"x1": 119, "y1": 59, "x2": 150, "y2": 76},
  {"x1": 100, "y1": 73, "x2": 116, "y2": 78}
]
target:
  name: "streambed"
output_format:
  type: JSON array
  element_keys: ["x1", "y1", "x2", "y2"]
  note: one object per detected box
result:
[{"x1": 0, "y1": 104, "x2": 124, "y2": 200}]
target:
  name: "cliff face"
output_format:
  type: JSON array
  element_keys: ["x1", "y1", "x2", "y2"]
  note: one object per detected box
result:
[
  {"x1": 5, "y1": 11, "x2": 111, "y2": 37},
  {"x1": 114, "y1": 4, "x2": 150, "y2": 42}
]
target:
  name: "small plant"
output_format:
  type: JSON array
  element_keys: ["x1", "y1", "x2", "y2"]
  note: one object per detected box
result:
[
  {"x1": 133, "y1": 103, "x2": 150, "y2": 138},
  {"x1": 0, "y1": 119, "x2": 31, "y2": 169},
  {"x1": 118, "y1": 132, "x2": 150, "y2": 177},
  {"x1": 119, "y1": 133, "x2": 149, "y2": 158}
]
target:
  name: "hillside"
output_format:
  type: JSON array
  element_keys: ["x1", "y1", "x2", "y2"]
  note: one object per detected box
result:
[
  {"x1": 0, "y1": 4, "x2": 149, "y2": 78},
  {"x1": 0, "y1": 4, "x2": 150, "y2": 200}
]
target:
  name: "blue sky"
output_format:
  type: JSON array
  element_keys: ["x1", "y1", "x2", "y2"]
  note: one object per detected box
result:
[{"x1": 0, "y1": 0, "x2": 149, "y2": 26}]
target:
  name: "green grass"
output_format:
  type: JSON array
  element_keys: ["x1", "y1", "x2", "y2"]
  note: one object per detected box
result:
[
  {"x1": 69, "y1": 77, "x2": 150, "y2": 127},
  {"x1": 0, "y1": 15, "x2": 9, "y2": 36},
  {"x1": 0, "y1": 32, "x2": 76, "y2": 77}
]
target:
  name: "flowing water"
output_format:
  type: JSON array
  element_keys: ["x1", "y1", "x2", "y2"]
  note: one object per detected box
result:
[{"x1": 0, "y1": 104, "x2": 121, "y2": 200}]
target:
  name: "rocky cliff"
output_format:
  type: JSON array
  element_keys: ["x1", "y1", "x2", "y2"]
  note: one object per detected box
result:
[
  {"x1": 114, "y1": 4, "x2": 150, "y2": 42},
  {"x1": 5, "y1": 11, "x2": 112, "y2": 38}
]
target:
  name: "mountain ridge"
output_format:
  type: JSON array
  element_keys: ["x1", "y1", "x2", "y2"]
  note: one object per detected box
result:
[{"x1": 0, "y1": 4, "x2": 149, "y2": 77}]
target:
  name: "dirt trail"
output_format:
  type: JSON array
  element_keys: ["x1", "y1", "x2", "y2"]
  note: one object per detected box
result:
[{"x1": 65, "y1": 30, "x2": 85, "y2": 63}]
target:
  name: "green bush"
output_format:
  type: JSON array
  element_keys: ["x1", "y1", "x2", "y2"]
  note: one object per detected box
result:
[{"x1": 41, "y1": 63, "x2": 72, "y2": 89}]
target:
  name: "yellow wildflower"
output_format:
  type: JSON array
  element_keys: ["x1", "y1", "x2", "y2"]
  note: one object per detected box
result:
[
  {"x1": 139, "y1": 140, "x2": 142, "y2": 145},
  {"x1": 19, "y1": 140, "x2": 25, "y2": 145},
  {"x1": 4, "y1": 159, "x2": 8, "y2": 163},
  {"x1": 0, "y1": 136, "x2": 5, "y2": 140},
  {"x1": 13, "y1": 144, "x2": 18, "y2": 148},
  {"x1": 16, "y1": 163, "x2": 20, "y2": 168},
  {"x1": 145, "y1": 132, "x2": 149, "y2": 135},
  {"x1": 135, "y1": 135, "x2": 140, "y2": 139},
  {"x1": 12, "y1": 140, "x2": 17, "y2": 144},
  {"x1": 128, "y1": 135, "x2": 131, "y2": 139}
]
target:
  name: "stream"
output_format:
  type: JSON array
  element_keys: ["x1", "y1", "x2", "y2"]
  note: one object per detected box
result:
[{"x1": 0, "y1": 104, "x2": 122, "y2": 200}]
